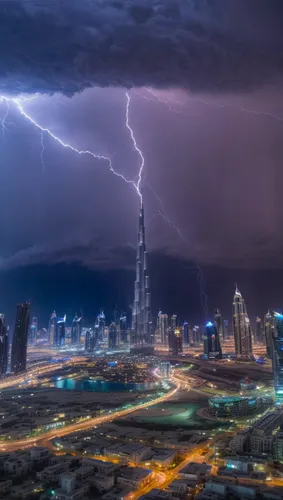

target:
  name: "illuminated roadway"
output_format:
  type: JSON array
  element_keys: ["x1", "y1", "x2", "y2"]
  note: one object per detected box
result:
[{"x1": 0, "y1": 383, "x2": 180, "y2": 452}]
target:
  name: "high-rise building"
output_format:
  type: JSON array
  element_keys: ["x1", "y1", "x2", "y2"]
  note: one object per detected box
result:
[
  {"x1": 223, "y1": 320, "x2": 229, "y2": 339},
  {"x1": 171, "y1": 314, "x2": 177, "y2": 332},
  {"x1": 54, "y1": 315, "x2": 66, "y2": 347},
  {"x1": 183, "y1": 321, "x2": 189, "y2": 345},
  {"x1": 28, "y1": 316, "x2": 38, "y2": 346},
  {"x1": 85, "y1": 330, "x2": 95, "y2": 353},
  {"x1": 48, "y1": 311, "x2": 57, "y2": 345},
  {"x1": 169, "y1": 328, "x2": 183, "y2": 355},
  {"x1": 120, "y1": 315, "x2": 127, "y2": 344},
  {"x1": 232, "y1": 287, "x2": 252, "y2": 359},
  {"x1": 132, "y1": 202, "x2": 152, "y2": 349},
  {"x1": 214, "y1": 309, "x2": 224, "y2": 341},
  {"x1": 192, "y1": 325, "x2": 201, "y2": 345},
  {"x1": 203, "y1": 321, "x2": 222, "y2": 359},
  {"x1": 108, "y1": 322, "x2": 117, "y2": 349},
  {"x1": 255, "y1": 316, "x2": 263, "y2": 343},
  {"x1": 0, "y1": 314, "x2": 8, "y2": 375},
  {"x1": 160, "y1": 362, "x2": 171, "y2": 379},
  {"x1": 97, "y1": 312, "x2": 106, "y2": 343},
  {"x1": 271, "y1": 312, "x2": 283, "y2": 403},
  {"x1": 71, "y1": 315, "x2": 83, "y2": 345},
  {"x1": 157, "y1": 311, "x2": 169, "y2": 345},
  {"x1": 11, "y1": 302, "x2": 30, "y2": 374},
  {"x1": 264, "y1": 310, "x2": 274, "y2": 357}
]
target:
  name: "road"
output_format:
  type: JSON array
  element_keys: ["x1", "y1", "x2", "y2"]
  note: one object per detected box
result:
[{"x1": 0, "y1": 383, "x2": 179, "y2": 452}]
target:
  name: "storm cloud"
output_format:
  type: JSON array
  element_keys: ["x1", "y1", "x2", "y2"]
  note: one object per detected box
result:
[{"x1": 1, "y1": 0, "x2": 283, "y2": 94}]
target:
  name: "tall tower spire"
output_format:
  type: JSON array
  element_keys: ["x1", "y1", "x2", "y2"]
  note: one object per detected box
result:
[
  {"x1": 132, "y1": 201, "x2": 152, "y2": 348},
  {"x1": 232, "y1": 287, "x2": 252, "y2": 359}
]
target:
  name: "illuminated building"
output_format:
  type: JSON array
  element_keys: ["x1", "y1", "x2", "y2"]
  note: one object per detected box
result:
[
  {"x1": 214, "y1": 309, "x2": 224, "y2": 340},
  {"x1": 192, "y1": 325, "x2": 201, "y2": 346},
  {"x1": 48, "y1": 311, "x2": 57, "y2": 345},
  {"x1": 54, "y1": 315, "x2": 66, "y2": 347},
  {"x1": 108, "y1": 322, "x2": 117, "y2": 349},
  {"x1": 97, "y1": 311, "x2": 106, "y2": 343},
  {"x1": 264, "y1": 309, "x2": 274, "y2": 357},
  {"x1": 85, "y1": 330, "x2": 95, "y2": 353},
  {"x1": 171, "y1": 314, "x2": 177, "y2": 332},
  {"x1": 209, "y1": 396, "x2": 258, "y2": 418},
  {"x1": 71, "y1": 315, "x2": 83, "y2": 345},
  {"x1": 232, "y1": 287, "x2": 252, "y2": 359},
  {"x1": 255, "y1": 316, "x2": 263, "y2": 343},
  {"x1": 169, "y1": 328, "x2": 183, "y2": 355},
  {"x1": 0, "y1": 314, "x2": 8, "y2": 375},
  {"x1": 11, "y1": 301, "x2": 30, "y2": 374},
  {"x1": 120, "y1": 315, "x2": 127, "y2": 344},
  {"x1": 28, "y1": 316, "x2": 38, "y2": 346},
  {"x1": 156, "y1": 311, "x2": 169, "y2": 345},
  {"x1": 132, "y1": 202, "x2": 153, "y2": 350},
  {"x1": 224, "y1": 319, "x2": 229, "y2": 339},
  {"x1": 160, "y1": 361, "x2": 171, "y2": 379},
  {"x1": 183, "y1": 321, "x2": 189, "y2": 345},
  {"x1": 271, "y1": 312, "x2": 283, "y2": 403},
  {"x1": 203, "y1": 321, "x2": 222, "y2": 359}
]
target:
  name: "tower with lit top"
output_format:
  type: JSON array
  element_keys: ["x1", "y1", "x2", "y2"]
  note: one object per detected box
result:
[
  {"x1": 132, "y1": 201, "x2": 153, "y2": 350},
  {"x1": 232, "y1": 286, "x2": 252, "y2": 359}
]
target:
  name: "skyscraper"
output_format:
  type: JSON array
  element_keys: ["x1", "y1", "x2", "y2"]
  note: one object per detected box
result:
[
  {"x1": 271, "y1": 312, "x2": 283, "y2": 403},
  {"x1": 28, "y1": 316, "x2": 38, "y2": 346},
  {"x1": 85, "y1": 330, "x2": 95, "y2": 353},
  {"x1": 169, "y1": 328, "x2": 183, "y2": 355},
  {"x1": 214, "y1": 309, "x2": 224, "y2": 341},
  {"x1": 97, "y1": 312, "x2": 106, "y2": 344},
  {"x1": 120, "y1": 315, "x2": 127, "y2": 344},
  {"x1": 108, "y1": 322, "x2": 117, "y2": 349},
  {"x1": 264, "y1": 310, "x2": 274, "y2": 357},
  {"x1": 11, "y1": 302, "x2": 30, "y2": 374},
  {"x1": 54, "y1": 315, "x2": 66, "y2": 347},
  {"x1": 132, "y1": 202, "x2": 152, "y2": 349},
  {"x1": 183, "y1": 321, "x2": 189, "y2": 345},
  {"x1": 0, "y1": 314, "x2": 8, "y2": 375},
  {"x1": 255, "y1": 316, "x2": 263, "y2": 343},
  {"x1": 71, "y1": 315, "x2": 83, "y2": 345},
  {"x1": 156, "y1": 311, "x2": 169, "y2": 346},
  {"x1": 171, "y1": 314, "x2": 178, "y2": 332},
  {"x1": 232, "y1": 287, "x2": 253, "y2": 359},
  {"x1": 48, "y1": 311, "x2": 57, "y2": 345},
  {"x1": 203, "y1": 321, "x2": 222, "y2": 359}
]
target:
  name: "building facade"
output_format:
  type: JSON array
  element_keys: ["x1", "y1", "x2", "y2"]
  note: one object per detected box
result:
[
  {"x1": 214, "y1": 309, "x2": 224, "y2": 340},
  {"x1": 48, "y1": 311, "x2": 57, "y2": 345},
  {"x1": 0, "y1": 314, "x2": 8, "y2": 375},
  {"x1": 54, "y1": 316, "x2": 66, "y2": 347},
  {"x1": 11, "y1": 302, "x2": 30, "y2": 374},
  {"x1": 232, "y1": 287, "x2": 252, "y2": 359},
  {"x1": 203, "y1": 321, "x2": 222, "y2": 359},
  {"x1": 132, "y1": 203, "x2": 153, "y2": 349},
  {"x1": 271, "y1": 312, "x2": 283, "y2": 403},
  {"x1": 71, "y1": 315, "x2": 82, "y2": 345}
]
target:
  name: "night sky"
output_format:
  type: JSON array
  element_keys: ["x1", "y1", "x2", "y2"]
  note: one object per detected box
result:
[{"x1": 0, "y1": 1, "x2": 283, "y2": 327}]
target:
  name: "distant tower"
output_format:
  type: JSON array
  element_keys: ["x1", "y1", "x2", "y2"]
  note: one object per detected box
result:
[
  {"x1": 120, "y1": 314, "x2": 127, "y2": 344},
  {"x1": 97, "y1": 311, "x2": 106, "y2": 343},
  {"x1": 85, "y1": 330, "x2": 95, "y2": 353},
  {"x1": 157, "y1": 311, "x2": 169, "y2": 346},
  {"x1": 28, "y1": 316, "x2": 38, "y2": 346},
  {"x1": 108, "y1": 322, "x2": 117, "y2": 349},
  {"x1": 255, "y1": 316, "x2": 263, "y2": 343},
  {"x1": 264, "y1": 310, "x2": 274, "y2": 357},
  {"x1": 203, "y1": 321, "x2": 222, "y2": 359},
  {"x1": 132, "y1": 202, "x2": 152, "y2": 348},
  {"x1": 71, "y1": 315, "x2": 83, "y2": 345},
  {"x1": 271, "y1": 312, "x2": 283, "y2": 403},
  {"x1": 232, "y1": 287, "x2": 252, "y2": 359},
  {"x1": 55, "y1": 315, "x2": 66, "y2": 347},
  {"x1": 11, "y1": 302, "x2": 30, "y2": 374},
  {"x1": 214, "y1": 309, "x2": 224, "y2": 341},
  {"x1": 169, "y1": 328, "x2": 183, "y2": 355},
  {"x1": 0, "y1": 314, "x2": 8, "y2": 375},
  {"x1": 48, "y1": 311, "x2": 57, "y2": 345},
  {"x1": 183, "y1": 321, "x2": 189, "y2": 345}
]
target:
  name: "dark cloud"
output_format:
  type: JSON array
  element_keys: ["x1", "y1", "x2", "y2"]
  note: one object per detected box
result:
[{"x1": 0, "y1": 0, "x2": 283, "y2": 94}]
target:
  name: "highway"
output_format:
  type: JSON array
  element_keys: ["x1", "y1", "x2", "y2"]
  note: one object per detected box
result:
[{"x1": 0, "y1": 383, "x2": 179, "y2": 452}]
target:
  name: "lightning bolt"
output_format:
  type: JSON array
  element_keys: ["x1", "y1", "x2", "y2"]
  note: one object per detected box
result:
[
  {"x1": 0, "y1": 95, "x2": 138, "y2": 193},
  {"x1": 144, "y1": 87, "x2": 283, "y2": 124},
  {"x1": 1, "y1": 97, "x2": 10, "y2": 140},
  {"x1": 125, "y1": 92, "x2": 143, "y2": 199},
  {"x1": 40, "y1": 131, "x2": 45, "y2": 173}
]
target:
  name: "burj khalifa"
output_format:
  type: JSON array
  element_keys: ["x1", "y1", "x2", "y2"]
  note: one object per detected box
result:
[{"x1": 131, "y1": 202, "x2": 153, "y2": 351}]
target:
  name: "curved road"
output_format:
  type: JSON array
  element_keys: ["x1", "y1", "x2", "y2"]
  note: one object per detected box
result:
[{"x1": 0, "y1": 383, "x2": 179, "y2": 452}]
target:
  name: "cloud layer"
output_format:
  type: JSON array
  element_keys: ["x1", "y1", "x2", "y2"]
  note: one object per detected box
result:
[{"x1": 1, "y1": 0, "x2": 283, "y2": 94}]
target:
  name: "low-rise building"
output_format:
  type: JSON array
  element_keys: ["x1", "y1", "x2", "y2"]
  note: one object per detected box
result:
[
  {"x1": 117, "y1": 467, "x2": 153, "y2": 489},
  {"x1": 29, "y1": 446, "x2": 50, "y2": 464},
  {"x1": 179, "y1": 462, "x2": 211, "y2": 480},
  {"x1": 82, "y1": 458, "x2": 119, "y2": 476},
  {"x1": 151, "y1": 449, "x2": 176, "y2": 467},
  {"x1": 4, "y1": 454, "x2": 32, "y2": 476},
  {"x1": 37, "y1": 461, "x2": 70, "y2": 482},
  {"x1": 88, "y1": 474, "x2": 114, "y2": 493},
  {"x1": 0, "y1": 479, "x2": 12, "y2": 496},
  {"x1": 54, "y1": 472, "x2": 89, "y2": 500},
  {"x1": 10, "y1": 480, "x2": 44, "y2": 499}
]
